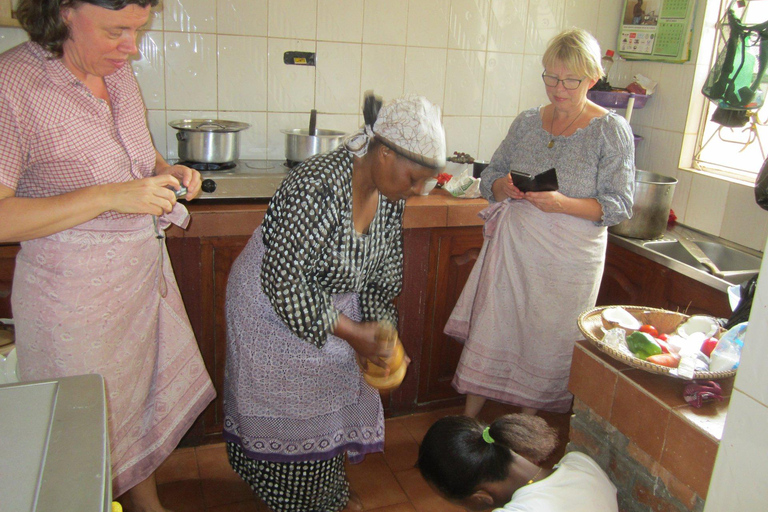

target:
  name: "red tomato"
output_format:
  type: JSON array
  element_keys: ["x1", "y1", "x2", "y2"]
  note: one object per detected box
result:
[
  {"x1": 639, "y1": 324, "x2": 659, "y2": 338},
  {"x1": 701, "y1": 337, "x2": 719, "y2": 357},
  {"x1": 656, "y1": 338, "x2": 672, "y2": 354},
  {"x1": 656, "y1": 333, "x2": 668, "y2": 342}
]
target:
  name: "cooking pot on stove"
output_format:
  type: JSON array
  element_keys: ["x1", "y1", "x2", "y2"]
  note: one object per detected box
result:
[
  {"x1": 282, "y1": 109, "x2": 345, "y2": 163},
  {"x1": 170, "y1": 119, "x2": 250, "y2": 164}
]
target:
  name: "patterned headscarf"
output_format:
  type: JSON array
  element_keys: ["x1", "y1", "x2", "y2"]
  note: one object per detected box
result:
[{"x1": 345, "y1": 92, "x2": 446, "y2": 169}]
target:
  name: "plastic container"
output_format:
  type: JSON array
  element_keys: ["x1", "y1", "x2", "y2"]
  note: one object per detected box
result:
[
  {"x1": 587, "y1": 90, "x2": 649, "y2": 109},
  {"x1": 361, "y1": 323, "x2": 407, "y2": 391},
  {"x1": 601, "y1": 49, "x2": 615, "y2": 79}
]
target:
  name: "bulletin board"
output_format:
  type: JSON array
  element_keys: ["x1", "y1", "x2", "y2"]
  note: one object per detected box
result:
[{"x1": 618, "y1": 0, "x2": 697, "y2": 63}]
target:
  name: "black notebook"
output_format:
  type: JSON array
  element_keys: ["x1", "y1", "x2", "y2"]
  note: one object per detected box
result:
[{"x1": 510, "y1": 168, "x2": 559, "y2": 192}]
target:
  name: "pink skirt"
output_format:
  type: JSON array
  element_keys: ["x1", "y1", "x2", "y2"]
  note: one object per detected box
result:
[{"x1": 12, "y1": 216, "x2": 215, "y2": 496}]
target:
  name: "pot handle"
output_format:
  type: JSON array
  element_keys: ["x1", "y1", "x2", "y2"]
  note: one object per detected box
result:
[{"x1": 176, "y1": 132, "x2": 186, "y2": 141}]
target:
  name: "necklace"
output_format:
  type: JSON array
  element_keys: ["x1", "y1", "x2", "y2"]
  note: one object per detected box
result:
[
  {"x1": 547, "y1": 103, "x2": 586, "y2": 149},
  {"x1": 527, "y1": 467, "x2": 544, "y2": 485}
]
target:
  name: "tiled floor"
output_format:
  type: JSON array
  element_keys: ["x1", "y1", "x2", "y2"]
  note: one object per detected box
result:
[{"x1": 119, "y1": 402, "x2": 571, "y2": 512}]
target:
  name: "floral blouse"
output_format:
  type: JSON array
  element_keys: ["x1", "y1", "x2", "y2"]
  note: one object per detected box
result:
[{"x1": 261, "y1": 147, "x2": 404, "y2": 347}]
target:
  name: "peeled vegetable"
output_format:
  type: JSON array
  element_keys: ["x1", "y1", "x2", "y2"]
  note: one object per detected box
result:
[
  {"x1": 626, "y1": 331, "x2": 663, "y2": 360},
  {"x1": 646, "y1": 353, "x2": 681, "y2": 368},
  {"x1": 602, "y1": 307, "x2": 642, "y2": 332}
]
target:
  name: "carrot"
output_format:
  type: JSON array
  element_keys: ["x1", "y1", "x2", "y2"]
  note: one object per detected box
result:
[{"x1": 646, "y1": 353, "x2": 681, "y2": 368}]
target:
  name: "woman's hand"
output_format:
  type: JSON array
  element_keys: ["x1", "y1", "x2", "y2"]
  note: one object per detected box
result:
[
  {"x1": 492, "y1": 174, "x2": 525, "y2": 201},
  {"x1": 102, "y1": 175, "x2": 184, "y2": 216},
  {"x1": 156, "y1": 163, "x2": 202, "y2": 200},
  {"x1": 523, "y1": 190, "x2": 567, "y2": 213},
  {"x1": 334, "y1": 316, "x2": 393, "y2": 371}
]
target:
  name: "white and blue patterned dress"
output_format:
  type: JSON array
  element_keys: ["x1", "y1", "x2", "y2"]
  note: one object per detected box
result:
[{"x1": 223, "y1": 147, "x2": 404, "y2": 510}]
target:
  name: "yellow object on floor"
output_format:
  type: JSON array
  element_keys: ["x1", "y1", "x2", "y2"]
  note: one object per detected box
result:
[{"x1": 112, "y1": 502, "x2": 123, "y2": 512}]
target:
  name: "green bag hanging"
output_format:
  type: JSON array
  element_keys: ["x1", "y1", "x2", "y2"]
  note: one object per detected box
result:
[{"x1": 702, "y1": 8, "x2": 768, "y2": 110}]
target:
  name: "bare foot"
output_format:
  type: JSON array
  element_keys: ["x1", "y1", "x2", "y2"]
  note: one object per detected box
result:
[{"x1": 343, "y1": 491, "x2": 363, "y2": 511}]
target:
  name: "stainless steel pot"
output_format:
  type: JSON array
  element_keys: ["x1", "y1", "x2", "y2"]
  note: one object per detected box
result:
[
  {"x1": 170, "y1": 119, "x2": 250, "y2": 163},
  {"x1": 282, "y1": 128, "x2": 346, "y2": 162},
  {"x1": 609, "y1": 170, "x2": 678, "y2": 240}
]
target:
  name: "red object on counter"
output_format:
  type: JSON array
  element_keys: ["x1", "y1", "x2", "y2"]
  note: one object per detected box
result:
[
  {"x1": 436, "y1": 173, "x2": 452, "y2": 187},
  {"x1": 667, "y1": 209, "x2": 677, "y2": 227}
]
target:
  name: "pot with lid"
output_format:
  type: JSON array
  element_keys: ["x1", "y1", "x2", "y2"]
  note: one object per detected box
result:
[
  {"x1": 170, "y1": 119, "x2": 250, "y2": 164},
  {"x1": 609, "y1": 170, "x2": 678, "y2": 240}
]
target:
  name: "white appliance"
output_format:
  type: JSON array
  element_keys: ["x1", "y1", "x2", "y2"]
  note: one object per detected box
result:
[{"x1": 0, "y1": 374, "x2": 111, "y2": 512}]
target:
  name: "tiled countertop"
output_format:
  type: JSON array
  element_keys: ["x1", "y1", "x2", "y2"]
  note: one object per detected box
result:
[
  {"x1": 569, "y1": 340, "x2": 732, "y2": 499},
  {"x1": 167, "y1": 189, "x2": 488, "y2": 238}
]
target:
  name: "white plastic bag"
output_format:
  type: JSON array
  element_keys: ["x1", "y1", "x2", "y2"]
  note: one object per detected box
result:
[
  {"x1": 709, "y1": 322, "x2": 747, "y2": 372},
  {"x1": 444, "y1": 168, "x2": 481, "y2": 198}
]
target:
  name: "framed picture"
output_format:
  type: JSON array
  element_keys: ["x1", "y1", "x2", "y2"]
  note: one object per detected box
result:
[{"x1": 618, "y1": 0, "x2": 697, "y2": 63}]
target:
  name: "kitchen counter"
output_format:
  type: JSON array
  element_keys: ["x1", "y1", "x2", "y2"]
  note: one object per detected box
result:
[
  {"x1": 608, "y1": 224, "x2": 762, "y2": 293},
  {"x1": 167, "y1": 188, "x2": 489, "y2": 238},
  {"x1": 569, "y1": 339, "x2": 731, "y2": 509}
]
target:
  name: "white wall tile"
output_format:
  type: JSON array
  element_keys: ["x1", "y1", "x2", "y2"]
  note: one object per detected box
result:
[
  {"x1": 269, "y1": 0, "x2": 317, "y2": 39},
  {"x1": 315, "y1": 42, "x2": 361, "y2": 114},
  {"x1": 594, "y1": 0, "x2": 623, "y2": 56},
  {"x1": 361, "y1": 45, "x2": 405, "y2": 103},
  {"x1": 669, "y1": 165, "x2": 692, "y2": 223},
  {"x1": 268, "y1": 38, "x2": 316, "y2": 113},
  {"x1": 164, "y1": 32, "x2": 217, "y2": 111},
  {"x1": 407, "y1": 0, "x2": 450, "y2": 48},
  {"x1": 479, "y1": 116, "x2": 515, "y2": 162},
  {"x1": 563, "y1": 0, "x2": 599, "y2": 36},
  {"x1": 146, "y1": 3, "x2": 164, "y2": 31},
  {"x1": 482, "y1": 52, "x2": 523, "y2": 117},
  {"x1": 147, "y1": 109, "x2": 167, "y2": 157},
  {"x1": 518, "y1": 54, "x2": 550, "y2": 110},
  {"x1": 684, "y1": 172, "x2": 728, "y2": 234},
  {"x1": 215, "y1": 111, "x2": 268, "y2": 159},
  {"x1": 163, "y1": 0, "x2": 216, "y2": 33},
  {"x1": 653, "y1": 63, "x2": 694, "y2": 133},
  {"x1": 0, "y1": 27, "x2": 28, "y2": 53},
  {"x1": 444, "y1": 50, "x2": 485, "y2": 116},
  {"x1": 449, "y1": 0, "x2": 491, "y2": 51},
  {"x1": 524, "y1": 0, "x2": 565, "y2": 56},
  {"x1": 218, "y1": 35, "x2": 267, "y2": 111},
  {"x1": 363, "y1": 0, "x2": 408, "y2": 45},
  {"x1": 487, "y1": 0, "x2": 528, "y2": 53},
  {"x1": 404, "y1": 47, "x2": 447, "y2": 106},
  {"x1": 311, "y1": 113, "x2": 359, "y2": 136},
  {"x1": 317, "y1": 0, "x2": 364, "y2": 43},
  {"x1": 268, "y1": 112, "x2": 317, "y2": 160},
  {"x1": 719, "y1": 183, "x2": 768, "y2": 251},
  {"x1": 443, "y1": 115, "x2": 481, "y2": 158},
  {"x1": 133, "y1": 31, "x2": 165, "y2": 110},
  {"x1": 703, "y1": 391, "x2": 768, "y2": 511},
  {"x1": 217, "y1": 0, "x2": 268, "y2": 36}
]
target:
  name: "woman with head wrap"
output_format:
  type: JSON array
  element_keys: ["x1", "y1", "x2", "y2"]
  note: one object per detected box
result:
[
  {"x1": 445, "y1": 28, "x2": 635, "y2": 418},
  {"x1": 223, "y1": 92, "x2": 446, "y2": 511}
]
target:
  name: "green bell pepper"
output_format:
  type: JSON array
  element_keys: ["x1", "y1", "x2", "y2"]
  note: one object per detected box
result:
[{"x1": 626, "y1": 331, "x2": 663, "y2": 360}]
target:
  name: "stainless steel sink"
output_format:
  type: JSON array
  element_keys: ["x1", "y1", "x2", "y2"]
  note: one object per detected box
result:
[{"x1": 642, "y1": 239, "x2": 761, "y2": 283}]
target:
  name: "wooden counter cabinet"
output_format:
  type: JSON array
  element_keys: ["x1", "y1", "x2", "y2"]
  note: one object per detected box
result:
[
  {"x1": 597, "y1": 242, "x2": 731, "y2": 318},
  {"x1": 416, "y1": 227, "x2": 484, "y2": 405}
]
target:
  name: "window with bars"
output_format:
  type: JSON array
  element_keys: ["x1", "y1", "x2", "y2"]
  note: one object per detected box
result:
[{"x1": 694, "y1": 0, "x2": 768, "y2": 182}]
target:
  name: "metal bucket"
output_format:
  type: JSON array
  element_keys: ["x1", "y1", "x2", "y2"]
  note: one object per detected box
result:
[{"x1": 609, "y1": 170, "x2": 677, "y2": 240}]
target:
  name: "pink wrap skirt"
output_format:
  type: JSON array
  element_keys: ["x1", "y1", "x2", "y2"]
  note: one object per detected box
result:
[{"x1": 12, "y1": 216, "x2": 215, "y2": 496}]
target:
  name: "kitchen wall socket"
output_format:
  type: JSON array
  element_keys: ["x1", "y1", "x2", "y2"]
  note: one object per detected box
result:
[{"x1": 284, "y1": 52, "x2": 316, "y2": 66}]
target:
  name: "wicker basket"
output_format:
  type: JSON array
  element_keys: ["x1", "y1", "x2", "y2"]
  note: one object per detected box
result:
[{"x1": 577, "y1": 305, "x2": 736, "y2": 380}]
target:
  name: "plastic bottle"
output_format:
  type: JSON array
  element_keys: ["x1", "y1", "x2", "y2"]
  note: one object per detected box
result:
[{"x1": 601, "y1": 49, "x2": 615, "y2": 81}]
